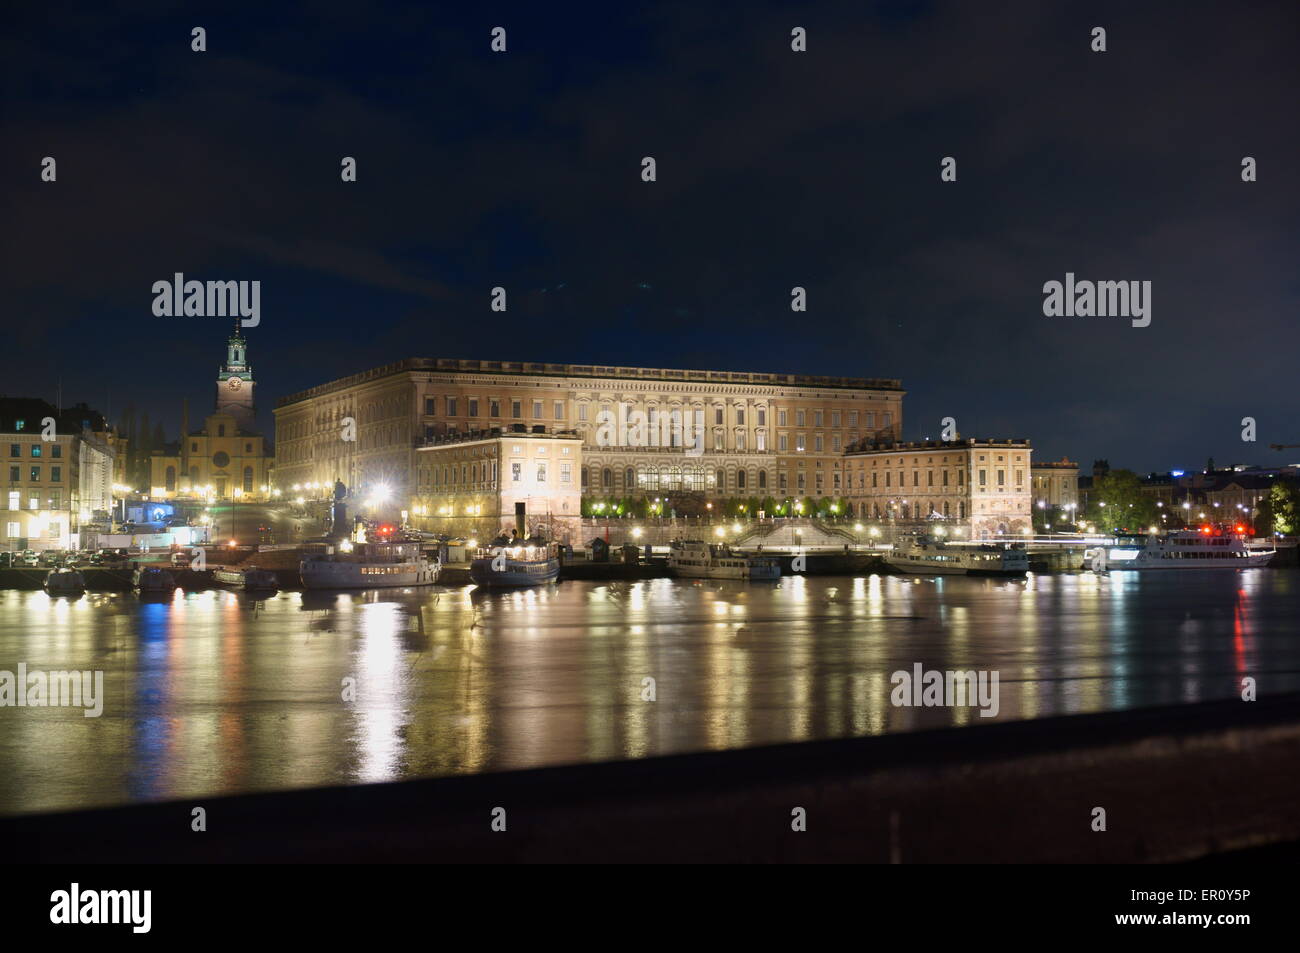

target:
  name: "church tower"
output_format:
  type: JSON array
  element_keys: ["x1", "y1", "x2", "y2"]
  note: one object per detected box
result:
[{"x1": 216, "y1": 322, "x2": 256, "y2": 432}]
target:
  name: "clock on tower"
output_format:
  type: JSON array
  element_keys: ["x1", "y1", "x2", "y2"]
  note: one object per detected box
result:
[{"x1": 216, "y1": 325, "x2": 256, "y2": 431}]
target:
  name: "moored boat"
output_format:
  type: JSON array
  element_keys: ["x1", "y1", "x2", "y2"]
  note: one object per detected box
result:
[
  {"x1": 44, "y1": 568, "x2": 86, "y2": 594},
  {"x1": 300, "y1": 539, "x2": 440, "y2": 589},
  {"x1": 884, "y1": 534, "x2": 1028, "y2": 576},
  {"x1": 1091, "y1": 530, "x2": 1275, "y2": 571},
  {"x1": 469, "y1": 537, "x2": 562, "y2": 588},
  {"x1": 214, "y1": 566, "x2": 280, "y2": 590},
  {"x1": 667, "y1": 539, "x2": 782, "y2": 581},
  {"x1": 133, "y1": 567, "x2": 177, "y2": 592}
]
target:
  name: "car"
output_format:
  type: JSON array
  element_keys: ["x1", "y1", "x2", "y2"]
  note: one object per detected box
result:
[
  {"x1": 98, "y1": 550, "x2": 130, "y2": 569},
  {"x1": 170, "y1": 551, "x2": 192, "y2": 568},
  {"x1": 20, "y1": 552, "x2": 40, "y2": 567},
  {"x1": 0, "y1": 552, "x2": 13, "y2": 568}
]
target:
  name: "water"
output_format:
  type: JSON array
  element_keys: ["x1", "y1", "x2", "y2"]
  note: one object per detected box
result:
[{"x1": 2, "y1": 570, "x2": 1298, "y2": 815}]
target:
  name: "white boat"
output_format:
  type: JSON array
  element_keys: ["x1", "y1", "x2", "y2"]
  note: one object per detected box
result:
[
  {"x1": 44, "y1": 568, "x2": 86, "y2": 594},
  {"x1": 469, "y1": 538, "x2": 561, "y2": 588},
  {"x1": 133, "y1": 567, "x2": 177, "y2": 592},
  {"x1": 300, "y1": 540, "x2": 440, "y2": 589},
  {"x1": 213, "y1": 566, "x2": 280, "y2": 590},
  {"x1": 667, "y1": 540, "x2": 782, "y2": 581},
  {"x1": 1091, "y1": 531, "x2": 1275, "y2": 571},
  {"x1": 884, "y1": 534, "x2": 1029, "y2": 576}
]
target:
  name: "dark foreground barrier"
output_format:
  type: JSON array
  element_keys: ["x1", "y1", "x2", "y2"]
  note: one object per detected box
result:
[{"x1": 6, "y1": 692, "x2": 1300, "y2": 863}]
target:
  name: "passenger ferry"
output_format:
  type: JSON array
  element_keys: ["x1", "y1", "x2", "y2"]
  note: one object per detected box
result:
[
  {"x1": 884, "y1": 534, "x2": 1029, "y2": 576},
  {"x1": 213, "y1": 566, "x2": 280, "y2": 590},
  {"x1": 1090, "y1": 530, "x2": 1276, "y2": 571},
  {"x1": 469, "y1": 537, "x2": 562, "y2": 588},
  {"x1": 667, "y1": 540, "x2": 782, "y2": 581},
  {"x1": 300, "y1": 539, "x2": 440, "y2": 589}
]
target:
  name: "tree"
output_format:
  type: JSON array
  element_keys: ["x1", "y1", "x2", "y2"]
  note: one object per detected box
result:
[
  {"x1": 1258, "y1": 482, "x2": 1299, "y2": 536},
  {"x1": 1085, "y1": 469, "x2": 1159, "y2": 533}
]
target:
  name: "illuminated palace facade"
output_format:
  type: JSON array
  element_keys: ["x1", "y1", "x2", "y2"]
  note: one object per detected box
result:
[
  {"x1": 274, "y1": 359, "x2": 904, "y2": 526},
  {"x1": 843, "y1": 438, "x2": 1034, "y2": 537}
]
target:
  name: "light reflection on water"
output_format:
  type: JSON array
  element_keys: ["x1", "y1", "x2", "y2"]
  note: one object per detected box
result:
[{"x1": 1, "y1": 570, "x2": 1297, "y2": 815}]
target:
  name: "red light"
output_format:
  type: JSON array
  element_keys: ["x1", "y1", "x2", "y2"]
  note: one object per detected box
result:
[
  {"x1": 1200, "y1": 526, "x2": 1211, "y2": 534},
  {"x1": 1235, "y1": 525, "x2": 1245, "y2": 533}
]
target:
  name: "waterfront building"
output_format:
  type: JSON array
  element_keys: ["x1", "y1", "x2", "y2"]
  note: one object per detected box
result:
[
  {"x1": 1031, "y1": 457, "x2": 1079, "y2": 526},
  {"x1": 148, "y1": 326, "x2": 273, "y2": 501},
  {"x1": 413, "y1": 428, "x2": 584, "y2": 539},
  {"x1": 0, "y1": 398, "x2": 117, "y2": 550},
  {"x1": 274, "y1": 358, "x2": 904, "y2": 519},
  {"x1": 843, "y1": 438, "x2": 1033, "y2": 537}
]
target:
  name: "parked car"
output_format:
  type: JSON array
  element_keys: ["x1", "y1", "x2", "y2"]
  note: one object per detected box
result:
[
  {"x1": 20, "y1": 551, "x2": 40, "y2": 567},
  {"x1": 0, "y1": 552, "x2": 13, "y2": 568}
]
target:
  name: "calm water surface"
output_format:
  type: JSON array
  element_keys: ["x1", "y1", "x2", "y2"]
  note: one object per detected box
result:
[{"x1": 2, "y1": 570, "x2": 1298, "y2": 814}]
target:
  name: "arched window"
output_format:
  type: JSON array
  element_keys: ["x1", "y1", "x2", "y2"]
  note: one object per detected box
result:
[
  {"x1": 165, "y1": 466, "x2": 176, "y2": 491},
  {"x1": 737, "y1": 470, "x2": 747, "y2": 490},
  {"x1": 758, "y1": 470, "x2": 767, "y2": 490},
  {"x1": 943, "y1": 501, "x2": 950, "y2": 517},
  {"x1": 243, "y1": 466, "x2": 253, "y2": 492},
  {"x1": 624, "y1": 467, "x2": 634, "y2": 488},
  {"x1": 716, "y1": 469, "x2": 725, "y2": 490},
  {"x1": 959, "y1": 501, "x2": 966, "y2": 518},
  {"x1": 602, "y1": 468, "x2": 612, "y2": 488}
]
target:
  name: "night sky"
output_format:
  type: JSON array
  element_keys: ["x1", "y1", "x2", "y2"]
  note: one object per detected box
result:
[{"x1": 3, "y1": 0, "x2": 1297, "y2": 473}]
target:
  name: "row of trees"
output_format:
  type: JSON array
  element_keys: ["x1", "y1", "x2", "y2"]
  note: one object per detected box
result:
[
  {"x1": 115, "y1": 405, "x2": 167, "y2": 491},
  {"x1": 1082, "y1": 468, "x2": 1300, "y2": 535}
]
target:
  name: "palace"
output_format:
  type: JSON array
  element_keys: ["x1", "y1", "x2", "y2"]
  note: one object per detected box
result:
[
  {"x1": 275, "y1": 358, "x2": 905, "y2": 529},
  {"x1": 843, "y1": 438, "x2": 1034, "y2": 538},
  {"x1": 149, "y1": 325, "x2": 273, "y2": 501}
]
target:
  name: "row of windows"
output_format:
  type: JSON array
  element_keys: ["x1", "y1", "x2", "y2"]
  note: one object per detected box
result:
[
  {"x1": 419, "y1": 462, "x2": 574, "y2": 487},
  {"x1": 8, "y1": 491, "x2": 63, "y2": 510},
  {"x1": 419, "y1": 400, "x2": 895, "y2": 433},
  {"x1": 7, "y1": 466, "x2": 61, "y2": 482},
  {"x1": 8, "y1": 443, "x2": 62, "y2": 458},
  {"x1": 425, "y1": 397, "x2": 567, "y2": 421}
]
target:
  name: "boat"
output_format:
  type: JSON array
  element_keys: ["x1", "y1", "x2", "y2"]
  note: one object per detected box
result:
[
  {"x1": 469, "y1": 537, "x2": 562, "y2": 588},
  {"x1": 1090, "y1": 530, "x2": 1275, "y2": 571},
  {"x1": 884, "y1": 534, "x2": 1029, "y2": 576},
  {"x1": 667, "y1": 540, "x2": 782, "y2": 580},
  {"x1": 133, "y1": 567, "x2": 177, "y2": 592},
  {"x1": 44, "y1": 568, "x2": 86, "y2": 594},
  {"x1": 300, "y1": 539, "x2": 440, "y2": 589},
  {"x1": 213, "y1": 566, "x2": 280, "y2": 590}
]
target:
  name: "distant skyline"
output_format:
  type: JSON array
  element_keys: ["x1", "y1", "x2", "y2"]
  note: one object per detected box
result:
[{"x1": 3, "y1": 0, "x2": 1297, "y2": 474}]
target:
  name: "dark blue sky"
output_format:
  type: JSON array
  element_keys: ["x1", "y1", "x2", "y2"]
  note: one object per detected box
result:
[{"x1": 3, "y1": 0, "x2": 1297, "y2": 472}]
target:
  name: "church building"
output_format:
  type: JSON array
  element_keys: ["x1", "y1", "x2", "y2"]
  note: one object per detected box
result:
[{"x1": 150, "y1": 326, "x2": 273, "y2": 501}]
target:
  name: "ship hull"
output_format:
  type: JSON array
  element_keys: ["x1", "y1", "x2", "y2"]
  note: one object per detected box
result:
[
  {"x1": 469, "y1": 557, "x2": 560, "y2": 588},
  {"x1": 300, "y1": 561, "x2": 440, "y2": 589}
]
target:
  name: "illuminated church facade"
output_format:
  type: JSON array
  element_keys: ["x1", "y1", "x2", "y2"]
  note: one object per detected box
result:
[{"x1": 150, "y1": 327, "x2": 274, "y2": 501}]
